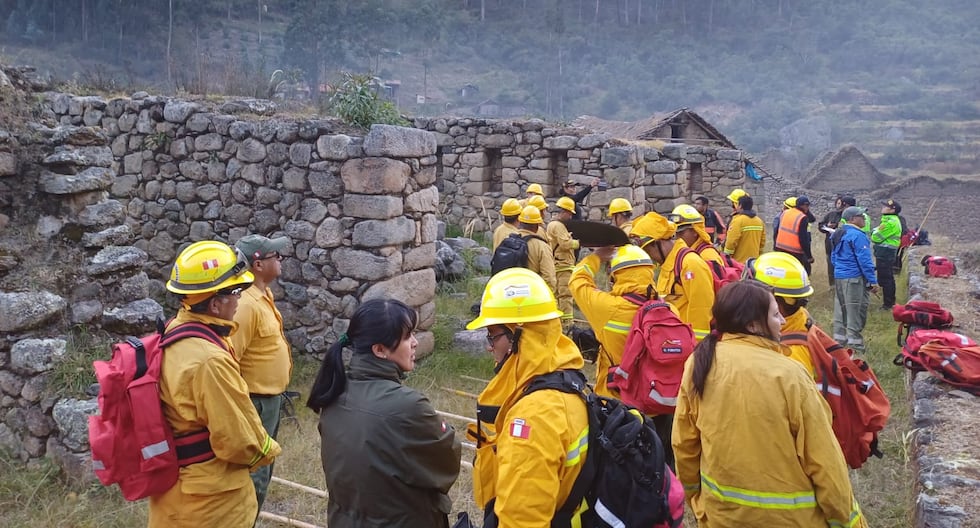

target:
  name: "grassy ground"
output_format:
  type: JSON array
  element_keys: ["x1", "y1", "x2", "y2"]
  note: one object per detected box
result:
[{"x1": 0, "y1": 241, "x2": 916, "y2": 527}]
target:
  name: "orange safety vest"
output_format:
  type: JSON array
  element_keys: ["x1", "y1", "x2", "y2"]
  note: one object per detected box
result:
[{"x1": 774, "y1": 208, "x2": 805, "y2": 254}]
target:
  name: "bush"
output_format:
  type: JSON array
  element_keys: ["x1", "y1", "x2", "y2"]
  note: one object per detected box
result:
[{"x1": 328, "y1": 72, "x2": 407, "y2": 129}]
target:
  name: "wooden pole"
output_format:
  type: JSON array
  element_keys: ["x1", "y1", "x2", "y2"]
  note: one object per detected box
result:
[
  {"x1": 271, "y1": 476, "x2": 327, "y2": 499},
  {"x1": 441, "y1": 386, "x2": 479, "y2": 399},
  {"x1": 460, "y1": 374, "x2": 490, "y2": 384},
  {"x1": 436, "y1": 410, "x2": 477, "y2": 425}
]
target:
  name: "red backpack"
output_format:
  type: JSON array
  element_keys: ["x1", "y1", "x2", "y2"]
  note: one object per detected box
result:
[
  {"x1": 607, "y1": 290, "x2": 696, "y2": 416},
  {"x1": 894, "y1": 329, "x2": 976, "y2": 372},
  {"x1": 89, "y1": 321, "x2": 228, "y2": 501},
  {"x1": 921, "y1": 255, "x2": 956, "y2": 278},
  {"x1": 892, "y1": 300, "x2": 954, "y2": 347},
  {"x1": 912, "y1": 342, "x2": 980, "y2": 395},
  {"x1": 675, "y1": 245, "x2": 739, "y2": 294},
  {"x1": 781, "y1": 323, "x2": 891, "y2": 469}
]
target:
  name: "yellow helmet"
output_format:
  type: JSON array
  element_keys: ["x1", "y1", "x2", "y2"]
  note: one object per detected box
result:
[
  {"x1": 518, "y1": 205, "x2": 543, "y2": 225},
  {"x1": 630, "y1": 212, "x2": 677, "y2": 248},
  {"x1": 555, "y1": 196, "x2": 576, "y2": 213},
  {"x1": 608, "y1": 198, "x2": 633, "y2": 217},
  {"x1": 500, "y1": 198, "x2": 522, "y2": 217},
  {"x1": 167, "y1": 241, "x2": 254, "y2": 295},
  {"x1": 610, "y1": 245, "x2": 653, "y2": 274},
  {"x1": 668, "y1": 204, "x2": 704, "y2": 226},
  {"x1": 527, "y1": 194, "x2": 547, "y2": 211},
  {"x1": 745, "y1": 252, "x2": 814, "y2": 298},
  {"x1": 466, "y1": 268, "x2": 564, "y2": 329},
  {"x1": 526, "y1": 183, "x2": 543, "y2": 196},
  {"x1": 783, "y1": 196, "x2": 797, "y2": 208},
  {"x1": 727, "y1": 188, "x2": 749, "y2": 205}
]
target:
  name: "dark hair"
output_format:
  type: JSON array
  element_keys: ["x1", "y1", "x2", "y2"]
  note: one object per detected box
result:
[
  {"x1": 840, "y1": 195, "x2": 856, "y2": 207},
  {"x1": 691, "y1": 281, "x2": 774, "y2": 397},
  {"x1": 694, "y1": 196, "x2": 709, "y2": 205},
  {"x1": 738, "y1": 195, "x2": 754, "y2": 210},
  {"x1": 504, "y1": 214, "x2": 519, "y2": 223},
  {"x1": 307, "y1": 298, "x2": 418, "y2": 412}
]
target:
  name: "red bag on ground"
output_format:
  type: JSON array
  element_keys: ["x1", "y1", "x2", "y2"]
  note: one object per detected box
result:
[
  {"x1": 892, "y1": 300, "x2": 954, "y2": 328},
  {"x1": 609, "y1": 292, "x2": 696, "y2": 416},
  {"x1": 921, "y1": 255, "x2": 957, "y2": 278},
  {"x1": 914, "y1": 342, "x2": 980, "y2": 395},
  {"x1": 781, "y1": 324, "x2": 891, "y2": 469},
  {"x1": 895, "y1": 329, "x2": 977, "y2": 371},
  {"x1": 89, "y1": 322, "x2": 228, "y2": 501}
]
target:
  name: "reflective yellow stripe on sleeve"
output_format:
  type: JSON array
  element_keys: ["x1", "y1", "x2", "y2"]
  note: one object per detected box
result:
[
  {"x1": 564, "y1": 427, "x2": 589, "y2": 467},
  {"x1": 701, "y1": 473, "x2": 817, "y2": 510},
  {"x1": 603, "y1": 319, "x2": 632, "y2": 335},
  {"x1": 693, "y1": 328, "x2": 710, "y2": 340},
  {"x1": 741, "y1": 225, "x2": 764, "y2": 232},
  {"x1": 828, "y1": 500, "x2": 864, "y2": 528},
  {"x1": 248, "y1": 434, "x2": 274, "y2": 467},
  {"x1": 574, "y1": 263, "x2": 595, "y2": 278}
]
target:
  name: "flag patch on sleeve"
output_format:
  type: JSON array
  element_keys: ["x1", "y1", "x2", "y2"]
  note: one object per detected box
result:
[
  {"x1": 684, "y1": 270, "x2": 694, "y2": 280},
  {"x1": 509, "y1": 418, "x2": 530, "y2": 439}
]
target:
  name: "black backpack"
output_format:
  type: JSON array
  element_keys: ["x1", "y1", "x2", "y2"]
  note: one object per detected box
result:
[
  {"x1": 490, "y1": 233, "x2": 545, "y2": 275},
  {"x1": 482, "y1": 370, "x2": 682, "y2": 528}
]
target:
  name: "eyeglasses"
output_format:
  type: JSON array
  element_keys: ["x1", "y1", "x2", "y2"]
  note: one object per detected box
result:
[
  {"x1": 486, "y1": 331, "x2": 511, "y2": 345},
  {"x1": 258, "y1": 252, "x2": 283, "y2": 261},
  {"x1": 216, "y1": 286, "x2": 247, "y2": 297}
]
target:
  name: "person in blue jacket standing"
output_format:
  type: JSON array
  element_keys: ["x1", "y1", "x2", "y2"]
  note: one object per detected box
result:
[{"x1": 830, "y1": 206, "x2": 879, "y2": 352}]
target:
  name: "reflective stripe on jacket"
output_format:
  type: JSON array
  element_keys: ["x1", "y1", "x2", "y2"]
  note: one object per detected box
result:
[
  {"x1": 724, "y1": 212, "x2": 766, "y2": 263},
  {"x1": 673, "y1": 334, "x2": 866, "y2": 528},
  {"x1": 775, "y1": 208, "x2": 805, "y2": 253},
  {"x1": 871, "y1": 214, "x2": 902, "y2": 249},
  {"x1": 547, "y1": 220, "x2": 578, "y2": 269}
]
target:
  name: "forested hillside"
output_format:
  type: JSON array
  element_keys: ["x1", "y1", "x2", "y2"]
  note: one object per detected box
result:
[{"x1": 2, "y1": 0, "x2": 979, "y2": 175}]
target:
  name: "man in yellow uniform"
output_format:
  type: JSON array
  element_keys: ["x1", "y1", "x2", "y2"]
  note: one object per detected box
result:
[
  {"x1": 569, "y1": 245, "x2": 659, "y2": 397},
  {"x1": 608, "y1": 197, "x2": 634, "y2": 235},
  {"x1": 744, "y1": 252, "x2": 818, "y2": 377},
  {"x1": 631, "y1": 212, "x2": 715, "y2": 342},
  {"x1": 669, "y1": 204, "x2": 724, "y2": 267},
  {"x1": 518, "y1": 182, "x2": 544, "y2": 207},
  {"x1": 466, "y1": 268, "x2": 590, "y2": 526},
  {"x1": 492, "y1": 198, "x2": 522, "y2": 251},
  {"x1": 725, "y1": 194, "x2": 766, "y2": 263},
  {"x1": 232, "y1": 234, "x2": 293, "y2": 514},
  {"x1": 152, "y1": 241, "x2": 281, "y2": 528},
  {"x1": 547, "y1": 197, "x2": 580, "y2": 333},
  {"x1": 517, "y1": 205, "x2": 557, "y2": 292},
  {"x1": 527, "y1": 194, "x2": 549, "y2": 237}
]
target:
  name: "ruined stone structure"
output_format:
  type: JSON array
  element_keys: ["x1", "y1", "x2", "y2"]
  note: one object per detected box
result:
[{"x1": 412, "y1": 117, "x2": 748, "y2": 233}]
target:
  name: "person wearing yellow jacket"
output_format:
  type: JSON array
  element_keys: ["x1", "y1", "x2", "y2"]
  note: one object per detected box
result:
[
  {"x1": 631, "y1": 212, "x2": 715, "y2": 342},
  {"x1": 547, "y1": 197, "x2": 581, "y2": 333},
  {"x1": 527, "y1": 194, "x2": 549, "y2": 237},
  {"x1": 517, "y1": 205, "x2": 557, "y2": 293},
  {"x1": 608, "y1": 197, "x2": 634, "y2": 235},
  {"x1": 745, "y1": 251, "x2": 818, "y2": 377},
  {"x1": 673, "y1": 280, "x2": 866, "y2": 528},
  {"x1": 152, "y1": 241, "x2": 281, "y2": 528},
  {"x1": 492, "y1": 198, "x2": 522, "y2": 251},
  {"x1": 724, "y1": 194, "x2": 766, "y2": 263},
  {"x1": 518, "y1": 182, "x2": 545, "y2": 208},
  {"x1": 669, "y1": 204, "x2": 725, "y2": 267},
  {"x1": 466, "y1": 268, "x2": 591, "y2": 527},
  {"x1": 569, "y1": 245, "x2": 662, "y2": 397}
]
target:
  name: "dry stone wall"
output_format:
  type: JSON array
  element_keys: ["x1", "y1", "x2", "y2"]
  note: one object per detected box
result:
[{"x1": 411, "y1": 117, "x2": 747, "y2": 231}]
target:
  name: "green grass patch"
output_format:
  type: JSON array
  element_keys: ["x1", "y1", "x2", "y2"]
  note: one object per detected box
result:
[{"x1": 49, "y1": 326, "x2": 115, "y2": 399}]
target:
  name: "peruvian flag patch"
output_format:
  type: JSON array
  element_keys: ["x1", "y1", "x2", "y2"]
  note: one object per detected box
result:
[
  {"x1": 509, "y1": 418, "x2": 530, "y2": 439},
  {"x1": 684, "y1": 270, "x2": 694, "y2": 280},
  {"x1": 201, "y1": 259, "x2": 220, "y2": 270}
]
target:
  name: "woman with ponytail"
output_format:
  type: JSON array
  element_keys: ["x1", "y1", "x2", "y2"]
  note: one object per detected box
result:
[
  {"x1": 307, "y1": 298, "x2": 461, "y2": 528},
  {"x1": 672, "y1": 281, "x2": 867, "y2": 527}
]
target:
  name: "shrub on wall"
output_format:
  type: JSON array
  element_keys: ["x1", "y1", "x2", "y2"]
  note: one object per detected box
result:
[{"x1": 327, "y1": 72, "x2": 407, "y2": 129}]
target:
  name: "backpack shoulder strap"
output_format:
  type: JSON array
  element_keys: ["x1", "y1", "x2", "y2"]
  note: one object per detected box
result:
[
  {"x1": 622, "y1": 292, "x2": 647, "y2": 307},
  {"x1": 523, "y1": 234, "x2": 547, "y2": 244},
  {"x1": 780, "y1": 332, "x2": 809, "y2": 347},
  {"x1": 672, "y1": 246, "x2": 693, "y2": 289},
  {"x1": 161, "y1": 322, "x2": 229, "y2": 353}
]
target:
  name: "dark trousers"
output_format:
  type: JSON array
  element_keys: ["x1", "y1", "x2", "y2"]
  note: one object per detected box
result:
[
  {"x1": 875, "y1": 246, "x2": 898, "y2": 308},
  {"x1": 250, "y1": 394, "x2": 282, "y2": 516},
  {"x1": 652, "y1": 414, "x2": 675, "y2": 471},
  {"x1": 785, "y1": 251, "x2": 812, "y2": 277},
  {"x1": 824, "y1": 240, "x2": 835, "y2": 286}
]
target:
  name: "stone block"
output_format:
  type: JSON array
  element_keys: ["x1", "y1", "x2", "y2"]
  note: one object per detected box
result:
[
  {"x1": 648, "y1": 160, "x2": 679, "y2": 173},
  {"x1": 344, "y1": 194, "x2": 404, "y2": 219},
  {"x1": 543, "y1": 136, "x2": 578, "y2": 150},
  {"x1": 461, "y1": 152, "x2": 488, "y2": 167},
  {"x1": 566, "y1": 149, "x2": 592, "y2": 159},
  {"x1": 194, "y1": 133, "x2": 224, "y2": 151},
  {"x1": 315, "y1": 218, "x2": 344, "y2": 248},
  {"x1": 476, "y1": 134, "x2": 513, "y2": 148},
  {"x1": 522, "y1": 169, "x2": 553, "y2": 184},
  {"x1": 653, "y1": 173, "x2": 677, "y2": 185},
  {"x1": 352, "y1": 217, "x2": 416, "y2": 248},
  {"x1": 662, "y1": 143, "x2": 688, "y2": 159},
  {"x1": 416, "y1": 166, "x2": 436, "y2": 186},
  {"x1": 645, "y1": 184, "x2": 682, "y2": 199},
  {"x1": 405, "y1": 187, "x2": 440, "y2": 213},
  {"x1": 317, "y1": 134, "x2": 352, "y2": 160},
  {"x1": 363, "y1": 125, "x2": 436, "y2": 157},
  {"x1": 603, "y1": 166, "x2": 636, "y2": 187},
  {"x1": 404, "y1": 242, "x2": 436, "y2": 271},
  {"x1": 528, "y1": 158, "x2": 552, "y2": 170},
  {"x1": 332, "y1": 247, "x2": 402, "y2": 280},
  {"x1": 40, "y1": 167, "x2": 114, "y2": 194},
  {"x1": 237, "y1": 138, "x2": 267, "y2": 163},
  {"x1": 341, "y1": 158, "x2": 410, "y2": 194},
  {"x1": 78, "y1": 200, "x2": 125, "y2": 227},
  {"x1": 716, "y1": 149, "x2": 742, "y2": 161},
  {"x1": 502, "y1": 168, "x2": 519, "y2": 182},
  {"x1": 601, "y1": 146, "x2": 638, "y2": 167},
  {"x1": 0, "y1": 152, "x2": 16, "y2": 176},
  {"x1": 362, "y1": 268, "x2": 436, "y2": 307},
  {"x1": 501, "y1": 156, "x2": 526, "y2": 168},
  {"x1": 420, "y1": 214, "x2": 439, "y2": 244},
  {"x1": 309, "y1": 170, "x2": 343, "y2": 198},
  {"x1": 707, "y1": 159, "x2": 741, "y2": 171},
  {"x1": 163, "y1": 101, "x2": 202, "y2": 123}
]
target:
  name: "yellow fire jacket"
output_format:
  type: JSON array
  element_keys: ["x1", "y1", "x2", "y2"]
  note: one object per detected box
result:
[
  {"x1": 546, "y1": 220, "x2": 579, "y2": 271},
  {"x1": 230, "y1": 285, "x2": 292, "y2": 395},
  {"x1": 619, "y1": 220, "x2": 633, "y2": 236},
  {"x1": 657, "y1": 240, "x2": 714, "y2": 342},
  {"x1": 570, "y1": 253, "x2": 670, "y2": 398},
  {"x1": 518, "y1": 228, "x2": 557, "y2": 292},
  {"x1": 492, "y1": 222, "x2": 520, "y2": 251},
  {"x1": 724, "y1": 212, "x2": 766, "y2": 263},
  {"x1": 781, "y1": 307, "x2": 817, "y2": 378},
  {"x1": 149, "y1": 310, "x2": 281, "y2": 528},
  {"x1": 673, "y1": 334, "x2": 866, "y2": 528},
  {"x1": 472, "y1": 319, "x2": 590, "y2": 527}
]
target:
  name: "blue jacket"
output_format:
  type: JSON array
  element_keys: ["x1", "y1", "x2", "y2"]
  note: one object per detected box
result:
[{"x1": 831, "y1": 225, "x2": 877, "y2": 284}]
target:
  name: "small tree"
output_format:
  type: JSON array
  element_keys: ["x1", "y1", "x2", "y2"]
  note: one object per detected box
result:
[{"x1": 328, "y1": 72, "x2": 406, "y2": 129}]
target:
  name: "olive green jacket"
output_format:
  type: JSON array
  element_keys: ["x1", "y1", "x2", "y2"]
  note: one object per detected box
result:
[{"x1": 318, "y1": 354, "x2": 462, "y2": 528}]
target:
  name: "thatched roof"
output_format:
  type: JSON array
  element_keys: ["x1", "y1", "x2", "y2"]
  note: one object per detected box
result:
[{"x1": 573, "y1": 108, "x2": 736, "y2": 147}]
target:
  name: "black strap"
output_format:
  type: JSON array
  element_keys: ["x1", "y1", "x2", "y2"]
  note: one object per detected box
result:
[{"x1": 161, "y1": 322, "x2": 229, "y2": 352}]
